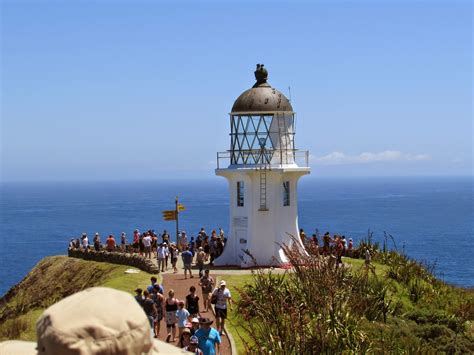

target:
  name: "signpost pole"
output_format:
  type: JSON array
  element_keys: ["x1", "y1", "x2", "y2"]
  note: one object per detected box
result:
[{"x1": 175, "y1": 196, "x2": 179, "y2": 247}]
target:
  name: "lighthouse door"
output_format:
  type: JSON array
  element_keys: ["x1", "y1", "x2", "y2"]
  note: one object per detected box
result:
[{"x1": 233, "y1": 216, "x2": 248, "y2": 265}]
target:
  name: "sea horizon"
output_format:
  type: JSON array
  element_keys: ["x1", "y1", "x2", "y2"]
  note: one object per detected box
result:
[{"x1": 1, "y1": 174, "x2": 473, "y2": 184}]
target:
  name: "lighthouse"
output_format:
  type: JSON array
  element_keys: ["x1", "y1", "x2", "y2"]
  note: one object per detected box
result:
[{"x1": 215, "y1": 64, "x2": 310, "y2": 267}]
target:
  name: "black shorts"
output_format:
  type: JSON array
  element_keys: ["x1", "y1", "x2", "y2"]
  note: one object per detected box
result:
[
  {"x1": 166, "y1": 323, "x2": 176, "y2": 328},
  {"x1": 215, "y1": 307, "x2": 227, "y2": 319}
]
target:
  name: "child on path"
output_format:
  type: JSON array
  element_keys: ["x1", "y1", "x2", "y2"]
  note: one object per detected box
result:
[
  {"x1": 185, "y1": 335, "x2": 203, "y2": 354},
  {"x1": 176, "y1": 300, "x2": 190, "y2": 340}
]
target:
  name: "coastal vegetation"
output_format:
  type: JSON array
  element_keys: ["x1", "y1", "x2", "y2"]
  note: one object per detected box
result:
[
  {"x1": 228, "y1": 237, "x2": 474, "y2": 354},
  {"x1": 0, "y1": 256, "x2": 154, "y2": 341},
  {"x1": 1, "y1": 240, "x2": 472, "y2": 354}
]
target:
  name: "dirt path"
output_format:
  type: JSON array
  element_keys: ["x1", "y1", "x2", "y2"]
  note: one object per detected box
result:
[
  {"x1": 156, "y1": 271, "x2": 232, "y2": 355},
  {"x1": 145, "y1": 254, "x2": 286, "y2": 354}
]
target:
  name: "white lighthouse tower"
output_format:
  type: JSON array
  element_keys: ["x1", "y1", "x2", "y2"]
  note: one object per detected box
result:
[{"x1": 215, "y1": 64, "x2": 310, "y2": 267}]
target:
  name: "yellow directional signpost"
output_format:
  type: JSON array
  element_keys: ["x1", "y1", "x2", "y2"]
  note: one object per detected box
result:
[
  {"x1": 162, "y1": 197, "x2": 185, "y2": 245},
  {"x1": 162, "y1": 210, "x2": 176, "y2": 221}
]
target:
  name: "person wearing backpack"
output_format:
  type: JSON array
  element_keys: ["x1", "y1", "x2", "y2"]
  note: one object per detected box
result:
[{"x1": 211, "y1": 280, "x2": 232, "y2": 336}]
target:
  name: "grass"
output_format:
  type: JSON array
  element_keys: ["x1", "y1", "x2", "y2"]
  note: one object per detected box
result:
[
  {"x1": 216, "y1": 274, "x2": 255, "y2": 355},
  {"x1": 0, "y1": 256, "x2": 157, "y2": 341}
]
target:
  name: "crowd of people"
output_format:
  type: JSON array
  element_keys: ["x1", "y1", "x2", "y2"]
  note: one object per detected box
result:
[
  {"x1": 134, "y1": 271, "x2": 232, "y2": 355},
  {"x1": 299, "y1": 229, "x2": 354, "y2": 265},
  {"x1": 68, "y1": 227, "x2": 227, "y2": 269},
  {"x1": 65, "y1": 227, "x2": 365, "y2": 354}
]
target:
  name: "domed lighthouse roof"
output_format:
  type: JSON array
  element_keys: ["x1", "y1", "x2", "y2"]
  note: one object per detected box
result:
[{"x1": 231, "y1": 64, "x2": 293, "y2": 113}]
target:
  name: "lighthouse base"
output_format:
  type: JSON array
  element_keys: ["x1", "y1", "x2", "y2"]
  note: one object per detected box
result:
[{"x1": 214, "y1": 166, "x2": 310, "y2": 268}]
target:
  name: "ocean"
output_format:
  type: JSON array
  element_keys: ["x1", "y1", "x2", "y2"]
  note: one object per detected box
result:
[{"x1": 0, "y1": 176, "x2": 472, "y2": 294}]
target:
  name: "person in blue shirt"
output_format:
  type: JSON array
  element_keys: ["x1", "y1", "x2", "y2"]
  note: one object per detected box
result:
[
  {"x1": 195, "y1": 318, "x2": 220, "y2": 355},
  {"x1": 147, "y1": 276, "x2": 164, "y2": 295},
  {"x1": 181, "y1": 247, "x2": 194, "y2": 279}
]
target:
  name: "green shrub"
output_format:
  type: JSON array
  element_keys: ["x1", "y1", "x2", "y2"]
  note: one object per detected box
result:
[
  {"x1": 0, "y1": 317, "x2": 28, "y2": 339},
  {"x1": 235, "y1": 236, "x2": 473, "y2": 353}
]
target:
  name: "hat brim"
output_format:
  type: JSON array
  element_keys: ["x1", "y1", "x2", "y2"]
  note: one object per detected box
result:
[
  {"x1": 0, "y1": 338, "x2": 188, "y2": 354},
  {"x1": 0, "y1": 340, "x2": 37, "y2": 355},
  {"x1": 150, "y1": 338, "x2": 189, "y2": 354},
  {"x1": 199, "y1": 320, "x2": 214, "y2": 325}
]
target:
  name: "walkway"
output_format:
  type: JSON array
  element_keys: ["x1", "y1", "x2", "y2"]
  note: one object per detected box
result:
[
  {"x1": 156, "y1": 272, "x2": 231, "y2": 354},
  {"x1": 145, "y1": 255, "x2": 286, "y2": 354},
  {"x1": 150, "y1": 257, "x2": 234, "y2": 354}
]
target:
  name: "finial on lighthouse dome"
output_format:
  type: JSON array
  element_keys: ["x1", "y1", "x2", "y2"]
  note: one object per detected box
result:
[
  {"x1": 231, "y1": 64, "x2": 293, "y2": 113},
  {"x1": 253, "y1": 63, "x2": 269, "y2": 87}
]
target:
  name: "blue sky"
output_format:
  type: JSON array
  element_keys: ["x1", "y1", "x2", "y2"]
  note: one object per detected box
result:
[{"x1": 1, "y1": 0, "x2": 472, "y2": 181}]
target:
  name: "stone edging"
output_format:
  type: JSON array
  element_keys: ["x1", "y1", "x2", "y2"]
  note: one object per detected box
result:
[{"x1": 68, "y1": 248, "x2": 159, "y2": 274}]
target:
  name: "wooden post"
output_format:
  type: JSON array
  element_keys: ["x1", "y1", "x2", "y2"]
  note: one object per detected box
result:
[{"x1": 175, "y1": 196, "x2": 179, "y2": 247}]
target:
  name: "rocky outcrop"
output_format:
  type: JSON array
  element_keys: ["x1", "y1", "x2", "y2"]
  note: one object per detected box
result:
[{"x1": 68, "y1": 249, "x2": 159, "y2": 274}]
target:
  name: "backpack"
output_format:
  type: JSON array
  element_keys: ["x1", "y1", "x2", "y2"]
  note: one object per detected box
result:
[{"x1": 210, "y1": 289, "x2": 219, "y2": 305}]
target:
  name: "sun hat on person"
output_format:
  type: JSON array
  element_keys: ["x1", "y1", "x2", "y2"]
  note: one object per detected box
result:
[
  {"x1": 220, "y1": 280, "x2": 226, "y2": 287},
  {"x1": 0, "y1": 287, "x2": 187, "y2": 354},
  {"x1": 198, "y1": 317, "x2": 213, "y2": 325},
  {"x1": 191, "y1": 317, "x2": 199, "y2": 324}
]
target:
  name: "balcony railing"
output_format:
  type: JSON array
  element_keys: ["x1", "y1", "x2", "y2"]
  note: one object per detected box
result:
[{"x1": 216, "y1": 150, "x2": 310, "y2": 169}]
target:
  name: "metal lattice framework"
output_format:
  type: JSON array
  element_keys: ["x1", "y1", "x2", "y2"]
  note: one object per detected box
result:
[{"x1": 229, "y1": 113, "x2": 295, "y2": 166}]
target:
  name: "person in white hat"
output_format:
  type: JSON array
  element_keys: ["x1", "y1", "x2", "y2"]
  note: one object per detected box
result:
[
  {"x1": 190, "y1": 317, "x2": 200, "y2": 335},
  {"x1": 0, "y1": 287, "x2": 187, "y2": 354},
  {"x1": 81, "y1": 233, "x2": 89, "y2": 250},
  {"x1": 211, "y1": 280, "x2": 232, "y2": 336}
]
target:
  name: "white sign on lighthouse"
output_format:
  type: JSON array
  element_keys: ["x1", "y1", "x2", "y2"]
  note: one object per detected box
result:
[{"x1": 215, "y1": 64, "x2": 310, "y2": 267}]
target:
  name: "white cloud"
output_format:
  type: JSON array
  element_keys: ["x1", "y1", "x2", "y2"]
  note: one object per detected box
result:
[{"x1": 311, "y1": 150, "x2": 431, "y2": 165}]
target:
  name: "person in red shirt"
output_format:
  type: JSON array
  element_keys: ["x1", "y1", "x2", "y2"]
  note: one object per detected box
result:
[
  {"x1": 106, "y1": 235, "x2": 116, "y2": 252},
  {"x1": 133, "y1": 229, "x2": 140, "y2": 253}
]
